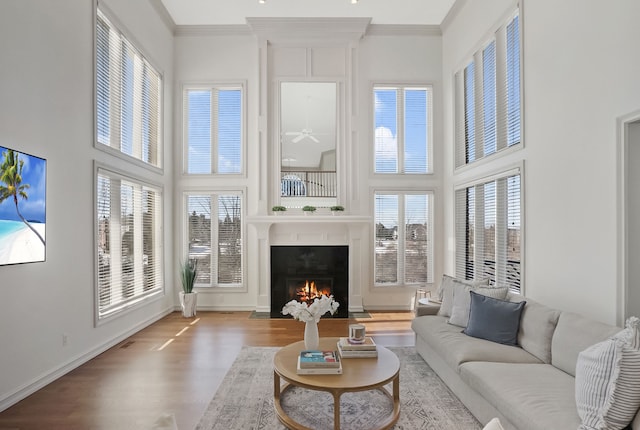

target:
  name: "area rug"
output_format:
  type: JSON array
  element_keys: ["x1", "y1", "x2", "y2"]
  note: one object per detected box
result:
[{"x1": 195, "y1": 346, "x2": 481, "y2": 430}]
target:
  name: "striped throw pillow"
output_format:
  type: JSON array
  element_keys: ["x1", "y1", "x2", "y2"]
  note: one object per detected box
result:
[{"x1": 575, "y1": 317, "x2": 640, "y2": 430}]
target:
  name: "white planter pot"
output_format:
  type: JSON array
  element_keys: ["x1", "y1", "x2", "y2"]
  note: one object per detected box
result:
[{"x1": 179, "y1": 291, "x2": 198, "y2": 317}]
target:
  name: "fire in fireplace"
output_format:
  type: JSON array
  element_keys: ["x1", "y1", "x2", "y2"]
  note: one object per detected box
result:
[
  {"x1": 271, "y1": 245, "x2": 348, "y2": 318},
  {"x1": 288, "y1": 278, "x2": 333, "y2": 304}
]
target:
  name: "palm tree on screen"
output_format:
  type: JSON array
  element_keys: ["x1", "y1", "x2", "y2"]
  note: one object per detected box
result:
[{"x1": 0, "y1": 149, "x2": 45, "y2": 245}]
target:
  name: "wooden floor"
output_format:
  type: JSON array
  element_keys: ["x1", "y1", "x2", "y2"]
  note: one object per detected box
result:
[{"x1": 0, "y1": 311, "x2": 415, "y2": 430}]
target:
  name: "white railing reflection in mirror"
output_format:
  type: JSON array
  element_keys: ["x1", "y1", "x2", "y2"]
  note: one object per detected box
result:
[{"x1": 281, "y1": 171, "x2": 337, "y2": 197}]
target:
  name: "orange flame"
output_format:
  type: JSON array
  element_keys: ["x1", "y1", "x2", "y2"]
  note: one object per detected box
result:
[{"x1": 296, "y1": 280, "x2": 332, "y2": 304}]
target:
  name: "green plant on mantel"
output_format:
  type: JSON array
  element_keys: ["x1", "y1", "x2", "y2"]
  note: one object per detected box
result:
[
  {"x1": 302, "y1": 205, "x2": 317, "y2": 212},
  {"x1": 272, "y1": 205, "x2": 287, "y2": 212},
  {"x1": 330, "y1": 205, "x2": 345, "y2": 212}
]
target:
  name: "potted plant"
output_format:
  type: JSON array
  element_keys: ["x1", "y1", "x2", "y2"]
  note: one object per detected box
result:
[
  {"x1": 272, "y1": 205, "x2": 286, "y2": 215},
  {"x1": 179, "y1": 258, "x2": 198, "y2": 317},
  {"x1": 330, "y1": 205, "x2": 345, "y2": 215},
  {"x1": 302, "y1": 205, "x2": 316, "y2": 215}
]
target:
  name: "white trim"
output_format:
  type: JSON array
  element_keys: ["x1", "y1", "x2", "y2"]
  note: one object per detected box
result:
[
  {"x1": 616, "y1": 109, "x2": 640, "y2": 326},
  {"x1": 93, "y1": 161, "x2": 166, "y2": 325},
  {"x1": 371, "y1": 82, "x2": 434, "y2": 176},
  {"x1": 0, "y1": 307, "x2": 173, "y2": 412},
  {"x1": 181, "y1": 81, "x2": 247, "y2": 177},
  {"x1": 371, "y1": 189, "x2": 435, "y2": 288},
  {"x1": 366, "y1": 24, "x2": 441, "y2": 37},
  {"x1": 94, "y1": 4, "x2": 165, "y2": 172},
  {"x1": 181, "y1": 188, "x2": 248, "y2": 292}
]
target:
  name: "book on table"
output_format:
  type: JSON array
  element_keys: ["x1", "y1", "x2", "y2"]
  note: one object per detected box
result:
[
  {"x1": 338, "y1": 337, "x2": 377, "y2": 351},
  {"x1": 298, "y1": 350, "x2": 341, "y2": 368},
  {"x1": 337, "y1": 342, "x2": 378, "y2": 358},
  {"x1": 297, "y1": 355, "x2": 343, "y2": 375}
]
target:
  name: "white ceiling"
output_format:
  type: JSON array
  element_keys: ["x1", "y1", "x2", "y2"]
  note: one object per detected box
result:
[{"x1": 160, "y1": 0, "x2": 457, "y2": 26}]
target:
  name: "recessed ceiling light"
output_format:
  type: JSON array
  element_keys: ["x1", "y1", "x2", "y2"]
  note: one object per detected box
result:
[
  {"x1": 258, "y1": 0, "x2": 266, "y2": 3},
  {"x1": 351, "y1": 0, "x2": 358, "y2": 3}
]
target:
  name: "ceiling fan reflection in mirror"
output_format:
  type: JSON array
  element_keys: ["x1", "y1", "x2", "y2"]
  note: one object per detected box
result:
[{"x1": 285, "y1": 128, "x2": 320, "y2": 143}]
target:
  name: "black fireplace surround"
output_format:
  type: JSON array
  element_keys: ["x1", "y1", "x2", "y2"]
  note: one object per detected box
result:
[{"x1": 270, "y1": 245, "x2": 349, "y2": 318}]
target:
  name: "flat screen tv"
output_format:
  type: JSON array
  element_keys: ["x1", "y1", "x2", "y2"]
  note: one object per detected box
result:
[{"x1": 0, "y1": 146, "x2": 46, "y2": 265}]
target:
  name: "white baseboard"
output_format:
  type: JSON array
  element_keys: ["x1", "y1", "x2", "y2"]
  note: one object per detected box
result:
[{"x1": 0, "y1": 307, "x2": 174, "y2": 413}]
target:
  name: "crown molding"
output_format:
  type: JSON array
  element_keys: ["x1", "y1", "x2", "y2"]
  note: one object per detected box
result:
[
  {"x1": 148, "y1": 0, "x2": 176, "y2": 33},
  {"x1": 440, "y1": 0, "x2": 468, "y2": 33},
  {"x1": 175, "y1": 24, "x2": 253, "y2": 37},
  {"x1": 366, "y1": 24, "x2": 441, "y2": 37},
  {"x1": 246, "y1": 17, "x2": 371, "y2": 42}
]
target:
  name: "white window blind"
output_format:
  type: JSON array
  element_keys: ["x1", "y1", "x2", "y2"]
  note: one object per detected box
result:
[
  {"x1": 186, "y1": 193, "x2": 243, "y2": 287},
  {"x1": 374, "y1": 192, "x2": 433, "y2": 286},
  {"x1": 96, "y1": 167, "x2": 163, "y2": 320},
  {"x1": 184, "y1": 87, "x2": 242, "y2": 175},
  {"x1": 374, "y1": 86, "x2": 431, "y2": 174},
  {"x1": 96, "y1": 9, "x2": 161, "y2": 168},
  {"x1": 455, "y1": 172, "x2": 521, "y2": 292},
  {"x1": 455, "y1": 11, "x2": 521, "y2": 167}
]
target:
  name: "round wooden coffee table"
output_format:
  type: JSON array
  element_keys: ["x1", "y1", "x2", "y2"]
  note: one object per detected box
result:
[{"x1": 273, "y1": 337, "x2": 400, "y2": 430}]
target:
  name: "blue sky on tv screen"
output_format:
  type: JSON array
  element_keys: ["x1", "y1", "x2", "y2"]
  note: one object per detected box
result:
[{"x1": 0, "y1": 146, "x2": 46, "y2": 223}]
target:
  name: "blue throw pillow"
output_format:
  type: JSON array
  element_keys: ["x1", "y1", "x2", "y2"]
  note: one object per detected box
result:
[{"x1": 463, "y1": 291, "x2": 526, "y2": 346}]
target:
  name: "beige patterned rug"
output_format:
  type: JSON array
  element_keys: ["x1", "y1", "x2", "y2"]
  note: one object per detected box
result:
[{"x1": 195, "y1": 346, "x2": 481, "y2": 430}]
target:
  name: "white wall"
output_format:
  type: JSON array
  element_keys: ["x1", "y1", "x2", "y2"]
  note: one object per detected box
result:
[
  {"x1": 0, "y1": 0, "x2": 175, "y2": 410},
  {"x1": 442, "y1": 0, "x2": 640, "y2": 325},
  {"x1": 358, "y1": 32, "x2": 444, "y2": 308},
  {"x1": 173, "y1": 28, "x2": 444, "y2": 311}
]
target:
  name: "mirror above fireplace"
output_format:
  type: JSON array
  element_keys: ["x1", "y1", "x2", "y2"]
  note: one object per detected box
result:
[{"x1": 279, "y1": 82, "x2": 337, "y2": 209}]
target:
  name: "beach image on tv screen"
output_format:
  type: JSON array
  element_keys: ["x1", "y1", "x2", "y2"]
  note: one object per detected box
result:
[{"x1": 0, "y1": 146, "x2": 46, "y2": 265}]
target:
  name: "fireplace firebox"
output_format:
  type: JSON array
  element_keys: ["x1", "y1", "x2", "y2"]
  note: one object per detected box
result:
[{"x1": 271, "y1": 245, "x2": 349, "y2": 318}]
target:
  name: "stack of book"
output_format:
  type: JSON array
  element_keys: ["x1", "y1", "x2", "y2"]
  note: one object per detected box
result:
[
  {"x1": 337, "y1": 337, "x2": 378, "y2": 358},
  {"x1": 296, "y1": 350, "x2": 343, "y2": 375}
]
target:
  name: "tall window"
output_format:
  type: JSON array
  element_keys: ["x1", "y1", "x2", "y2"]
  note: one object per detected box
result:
[
  {"x1": 96, "y1": 9, "x2": 162, "y2": 168},
  {"x1": 455, "y1": 171, "x2": 521, "y2": 292},
  {"x1": 185, "y1": 193, "x2": 243, "y2": 288},
  {"x1": 184, "y1": 87, "x2": 243, "y2": 174},
  {"x1": 96, "y1": 167, "x2": 163, "y2": 320},
  {"x1": 374, "y1": 192, "x2": 433, "y2": 286},
  {"x1": 374, "y1": 86, "x2": 432, "y2": 174},
  {"x1": 455, "y1": 11, "x2": 521, "y2": 167}
]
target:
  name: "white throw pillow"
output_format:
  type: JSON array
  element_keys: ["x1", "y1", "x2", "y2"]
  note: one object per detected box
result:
[
  {"x1": 482, "y1": 418, "x2": 505, "y2": 430},
  {"x1": 448, "y1": 284, "x2": 509, "y2": 328},
  {"x1": 437, "y1": 275, "x2": 489, "y2": 317},
  {"x1": 575, "y1": 317, "x2": 640, "y2": 430}
]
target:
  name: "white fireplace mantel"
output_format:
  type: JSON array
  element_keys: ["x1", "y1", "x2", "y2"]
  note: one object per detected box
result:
[{"x1": 247, "y1": 215, "x2": 372, "y2": 314}]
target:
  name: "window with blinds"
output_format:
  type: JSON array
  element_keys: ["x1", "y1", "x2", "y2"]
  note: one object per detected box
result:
[
  {"x1": 184, "y1": 87, "x2": 243, "y2": 175},
  {"x1": 455, "y1": 11, "x2": 521, "y2": 168},
  {"x1": 96, "y1": 167, "x2": 163, "y2": 320},
  {"x1": 96, "y1": 9, "x2": 162, "y2": 168},
  {"x1": 374, "y1": 86, "x2": 432, "y2": 174},
  {"x1": 374, "y1": 192, "x2": 433, "y2": 286},
  {"x1": 186, "y1": 193, "x2": 243, "y2": 287},
  {"x1": 455, "y1": 171, "x2": 521, "y2": 292}
]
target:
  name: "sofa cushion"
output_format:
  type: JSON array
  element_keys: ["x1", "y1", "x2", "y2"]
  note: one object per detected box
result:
[
  {"x1": 575, "y1": 317, "x2": 640, "y2": 430},
  {"x1": 463, "y1": 291, "x2": 525, "y2": 345},
  {"x1": 508, "y1": 295, "x2": 561, "y2": 364},
  {"x1": 411, "y1": 315, "x2": 542, "y2": 371},
  {"x1": 482, "y1": 418, "x2": 505, "y2": 430},
  {"x1": 552, "y1": 311, "x2": 620, "y2": 376},
  {"x1": 460, "y1": 361, "x2": 581, "y2": 430},
  {"x1": 437, "y1": 275, "x2": 489, "y2": 317},
  {"x1": 449, "y1": 284, "x2": 509, "y2": 327}
]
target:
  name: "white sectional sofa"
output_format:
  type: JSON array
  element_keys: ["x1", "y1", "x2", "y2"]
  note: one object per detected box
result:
[{"x1": 412, "y1": 292, "x2": 640, "y2": 430}]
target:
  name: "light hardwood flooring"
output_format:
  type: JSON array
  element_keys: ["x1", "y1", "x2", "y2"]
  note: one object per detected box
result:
[{"x1": 0, "y1": 311, "x2": 415, "y2": 430}]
